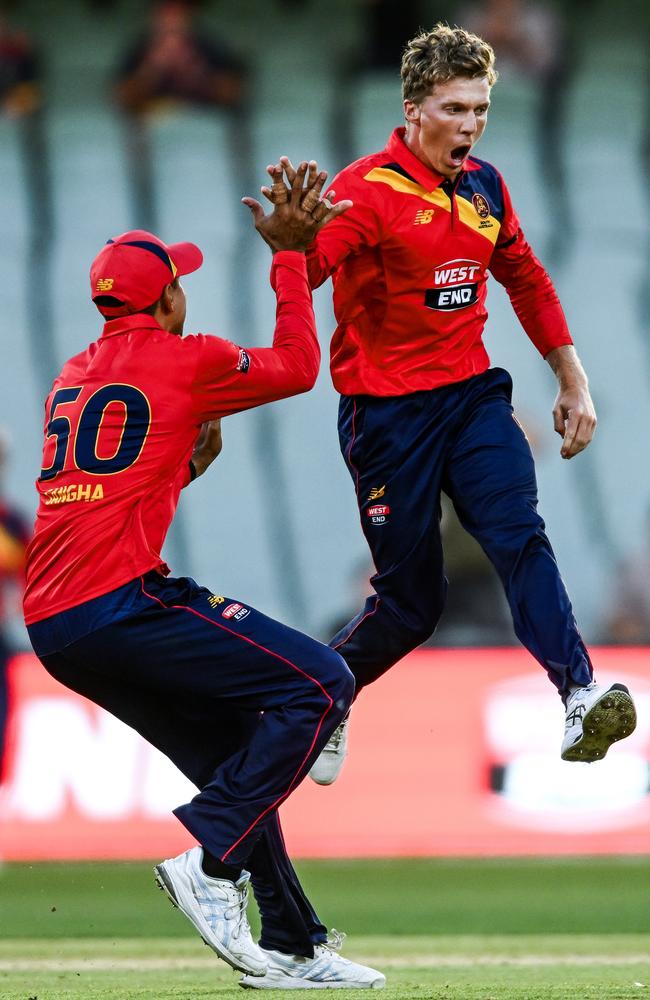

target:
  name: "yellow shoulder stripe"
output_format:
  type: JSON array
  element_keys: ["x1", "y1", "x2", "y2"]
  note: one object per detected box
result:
[
  {"x1": 363, "y1": 167, "x2": 451, "y2": 211},
  {"x1": 364, "y1": 167, "x2": 502, "y2": 246}
]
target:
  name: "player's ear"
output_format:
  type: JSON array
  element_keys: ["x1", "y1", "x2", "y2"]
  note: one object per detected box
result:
[
  {"x1": 404, "y1": 100, "x2": 420, "y2": 125},
  {"x1": 160, "y1": 282, "x2": 175, "y2": 314}
]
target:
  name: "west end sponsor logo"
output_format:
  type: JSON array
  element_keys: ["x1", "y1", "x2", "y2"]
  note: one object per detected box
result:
[{"x1": 425, "y1": 258, "x2": 482, "y2": 312}]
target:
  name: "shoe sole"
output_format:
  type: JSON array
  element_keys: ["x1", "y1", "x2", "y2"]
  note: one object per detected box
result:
[
  {"x1": 309, "y1": 771, "x2": 341, "y2": 787},
  {"x1": 561, "y1": 685, "x2": 637, "y2": 762},
  {"x1": 240, "y1": 975, "x2": 385, "y2": 989},
  {"x1": 153, "y1": 864, "x2": 266, "y2": 977}
]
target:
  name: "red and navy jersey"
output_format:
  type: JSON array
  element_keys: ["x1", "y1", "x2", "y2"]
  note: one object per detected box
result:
[
  {"x1": 24, "y1": 252, "x2": 318, "y2": 624},
  {"x1": 307, "y1": 128, "x2": 572, "y2": 396}
]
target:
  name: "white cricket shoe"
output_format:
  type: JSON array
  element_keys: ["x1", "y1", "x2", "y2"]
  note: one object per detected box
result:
[
  {"x1": 154, "y1": 846, "x2": 267, "y2": 976},
  {"x1": 561, "y1": 682, "x2": 637, "y2": 762},
  {"x1": 309, "y1": 715, "x2": 350, "y2": 785},
  {"x1": 239, "y1": 930, "x2": 385, "y2": 989}
]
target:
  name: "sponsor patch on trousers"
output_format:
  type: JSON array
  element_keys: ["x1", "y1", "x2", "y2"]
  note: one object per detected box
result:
[
  {"x1": 367, "y1": 503, "x2": 390, "y2": 525},
  {"x1": 223, "y1": 602, "x2": 250, "y2": 620}
]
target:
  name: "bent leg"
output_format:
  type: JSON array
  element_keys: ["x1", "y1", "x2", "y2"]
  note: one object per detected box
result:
[
  {"x1": 41, "y1": 648, "x2": 328, "y2": 957},
  {"x1": 444, "y1": 370, "x2": 593, "y2": 699},
  {"x1": 333, "y1": 394, "x2": 449, "y2": 692},
  {"x1": 44, "y1": 574, "x2": 353, "y2": 865}
]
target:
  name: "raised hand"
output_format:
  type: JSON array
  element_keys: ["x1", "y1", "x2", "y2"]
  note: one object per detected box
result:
[{"x1": 242, "y1": 159, "x2": 352, "y2": 253}]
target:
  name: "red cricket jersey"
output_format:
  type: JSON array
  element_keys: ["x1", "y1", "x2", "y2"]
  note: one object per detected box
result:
[
  {"x1": 307, "y1": 128, "x2": 572, "y2": 396},
  {"x1": 24, "y1": 252, "x2": 318, "y2": 624}
]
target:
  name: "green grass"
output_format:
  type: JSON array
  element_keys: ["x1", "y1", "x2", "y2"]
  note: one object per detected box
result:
[
  {"x1": 1, "y1": 859, "x2": 649, "y2": 998},
  {"x1": 1, "y1": 935, "x2": 649, "y2": 999},
  {"x1": 3, "y1": 858, "x2": 649, "y2": 939}
]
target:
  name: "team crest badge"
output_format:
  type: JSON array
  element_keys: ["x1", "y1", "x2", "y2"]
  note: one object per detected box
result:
[{"x1": 472, "y1": 193, "x2": 490, "y2": 219}]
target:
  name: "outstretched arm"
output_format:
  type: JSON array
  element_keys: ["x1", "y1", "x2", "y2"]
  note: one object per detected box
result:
[{"x1": 191, "y1": 159, "x2": 353, "y2": 422}]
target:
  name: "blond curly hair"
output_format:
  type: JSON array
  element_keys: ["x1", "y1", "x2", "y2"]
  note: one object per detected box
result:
[{"x1": 401, "y1": 23, "x2": 498, "y2": 104}]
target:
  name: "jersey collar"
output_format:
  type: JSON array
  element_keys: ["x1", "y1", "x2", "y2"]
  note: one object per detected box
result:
[
  {"x1": 101, "y1": 314, "x2": 166, "y2": 339},
  {"x1": 385, "y1": 127, "x2": 481, "y2": 190}
]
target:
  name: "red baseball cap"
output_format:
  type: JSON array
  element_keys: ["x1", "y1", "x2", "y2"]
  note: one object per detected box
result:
[{"x1": 90, "y1": 229, "x2": 203, "y2": 317}]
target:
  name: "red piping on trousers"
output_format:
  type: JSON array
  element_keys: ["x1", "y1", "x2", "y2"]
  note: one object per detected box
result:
[{"x1": 140, "y1": 578, "x2": 335, "y2": 861}]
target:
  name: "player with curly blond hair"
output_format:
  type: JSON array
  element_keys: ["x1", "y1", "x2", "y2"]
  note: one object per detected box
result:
[{"x1": 268, "y1": 23, "x2": 636, "y2": 784}]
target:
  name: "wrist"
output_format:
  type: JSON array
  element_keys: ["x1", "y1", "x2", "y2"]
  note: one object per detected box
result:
[
  {"x1": 556, "y1": 366, "x2": 588, "y2": 390},
  {"x1": 547, "y1": 346, "x2": 587, "y2": 387}
]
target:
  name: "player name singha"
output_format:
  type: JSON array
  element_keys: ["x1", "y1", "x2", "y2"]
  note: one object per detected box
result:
[{"x1": 43, "y1": 483, "x2": 105, "y2": 505}]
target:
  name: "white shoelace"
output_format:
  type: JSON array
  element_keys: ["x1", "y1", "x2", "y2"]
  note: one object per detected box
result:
[
  {"x1": 224, "y1": 883, "x2": 250, "y2": 940},
  {"x1": 323, "y1": 722, "x2": 347, "y2": 753},
  {"x1": 322, "y1": 928, "x2": 346, "y2": 953}
]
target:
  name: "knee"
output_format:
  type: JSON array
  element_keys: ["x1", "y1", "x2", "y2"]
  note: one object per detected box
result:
[
  {"x1": 384, "y1": 579, "x2": 447, "y2": 650},
  {"x1": 292, "y1": 645, "x2": 354, "y2": 718}
]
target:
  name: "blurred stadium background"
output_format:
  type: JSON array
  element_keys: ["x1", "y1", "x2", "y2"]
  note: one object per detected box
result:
[{"x1": 0, "y1": 0, "x2": 649, "y2": 996}]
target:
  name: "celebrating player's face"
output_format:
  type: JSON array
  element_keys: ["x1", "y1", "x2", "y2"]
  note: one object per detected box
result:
[{"x1": 404, "y1": 76, "x2": 491, "y2": 180}]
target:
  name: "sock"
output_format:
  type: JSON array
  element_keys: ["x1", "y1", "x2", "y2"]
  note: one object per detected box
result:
[{"x1": 201, "y1": 849, "x2": 243, "y2": 883}]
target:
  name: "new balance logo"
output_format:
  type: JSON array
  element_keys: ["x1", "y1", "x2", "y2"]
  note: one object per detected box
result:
[
  {"x1": 95, "y1": 277, "x2": 114, "y2": 291},
  {"x1": 413, "y1": 209, "x2": 434, "y2": 225},
  {"x1": 367, "y1": 485, "x2": 385, "y2": 501}
]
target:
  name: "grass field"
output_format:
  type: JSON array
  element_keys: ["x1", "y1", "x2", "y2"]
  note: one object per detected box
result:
[{"x1": 2, "y1": 858, "x2": 649, "y2": 999}]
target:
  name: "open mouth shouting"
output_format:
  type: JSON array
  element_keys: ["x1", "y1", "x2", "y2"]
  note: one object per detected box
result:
[{"x1": 450, "y1": 144, "x2": 472, "y2": 167}]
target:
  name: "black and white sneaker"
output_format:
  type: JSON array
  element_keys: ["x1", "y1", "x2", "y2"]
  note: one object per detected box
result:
[{"x1": 561, "y1": 682, "x2": 637, "y2": 762}]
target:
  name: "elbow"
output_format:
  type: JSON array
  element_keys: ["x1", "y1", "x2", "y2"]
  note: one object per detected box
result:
[
  {"x1": 294, "y1": 365, "x2": 319, "y2": 394},
  {"x1": 294, "y1": 342, "x2": 320, "y2": 393},
  {"x1": 290, "y1": 351, "x2": 320, "y2": 394}
]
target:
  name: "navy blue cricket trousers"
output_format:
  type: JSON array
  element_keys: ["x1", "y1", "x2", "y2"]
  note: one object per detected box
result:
[
  {"x1": 33, "y1": 572, "x2": 353, "y2": 956},
  {"x1": 331, "y1": 367, "x2": 593, "y2": 700}
]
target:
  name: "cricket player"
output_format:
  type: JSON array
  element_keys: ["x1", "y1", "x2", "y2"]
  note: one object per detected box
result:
[
  {"x1": 263, "y1": 24, "x2": 637, "y2": 784},
  {"x1": 22, "y1": 163, "x2": 384, "y2": 990}
]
